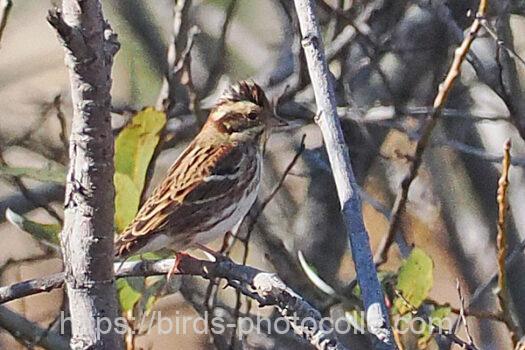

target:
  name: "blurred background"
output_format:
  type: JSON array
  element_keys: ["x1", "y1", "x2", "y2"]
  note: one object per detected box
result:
[{"x1": 0, "y1": 0, "x2": 525, "y2": 349}]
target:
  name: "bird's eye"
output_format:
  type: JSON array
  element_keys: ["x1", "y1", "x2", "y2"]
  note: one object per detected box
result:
[{"x1": 247, "y1": 112, "x2": 257, "y2": 120}]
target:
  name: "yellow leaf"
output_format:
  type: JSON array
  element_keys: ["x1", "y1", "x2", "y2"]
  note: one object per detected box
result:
[{"x1": 114, "y1": 108, "x2": 166, "y2": 232}]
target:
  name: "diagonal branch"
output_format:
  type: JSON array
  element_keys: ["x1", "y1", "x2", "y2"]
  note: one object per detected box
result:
[
  {"x1": 495, "y1": 140, "x2": 523, "y2": 345},
  {"x1": 374, "y1": 0, "x2": 489, "y2": 266},
  {"x1": 293, "y1": 0, "x2": 394, "y2": 348},
  {"x1": 0, "y1": 305, "x2": 69, "y2": 350},
  {"x1": 0, "y1": 255, "x2": 348, "y2": 350}
]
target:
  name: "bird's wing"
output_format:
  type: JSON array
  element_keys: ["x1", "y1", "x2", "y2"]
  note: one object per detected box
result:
[{"x1": 115, "y1": 140, "x2": 246, "y2": 257}]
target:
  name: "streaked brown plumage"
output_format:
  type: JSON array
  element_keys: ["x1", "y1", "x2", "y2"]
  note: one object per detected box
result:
[{"x1": 115, "y1": 81, "x2": 280, "y2": 259}]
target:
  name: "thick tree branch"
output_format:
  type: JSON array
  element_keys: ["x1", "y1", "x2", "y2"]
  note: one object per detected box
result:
[
  {"x1": 0, "y1": 255, "x2": 348, "y2": 350},
  {"x1": 292, "y1": 0, "x2": 394, "y2": 348},
  {"x1": 47, "y1": 1, "x2": 122, "y2": 349}
]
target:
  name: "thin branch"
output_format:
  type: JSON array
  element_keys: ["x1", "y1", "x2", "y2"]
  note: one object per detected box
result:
[
  {"x1": 0, "y1": 0, "x2": 12, "y2": 47},
  {"x1": 53, "y1": 95, "x2": 69, "y2": 158},
  {"x1": 495, "y1": 140, "x2": 522, "y2": 345},
  {"x1": 396, "y1": 289, "x2": 479, "y2": 350},
  {"x1": 247, "y1": 134, "x2": 307, "y2": 238},
  {"x1": 468, "y1": 238, "x2": 525, "y2": 315},
  {"x1": 0, "y1": 305, "x2": 69, "y2": 350},
  {"x1": 434, "y1": 139, "x2": 525, "y2": 167},
  {"x1": 0, "y1": 152, "x2": 63, "y2": 223},
  {"x1": 145, "y1": 25, "x2": 200, "y2": 203},
  {"x1": 293, "y1": 0, "x2": 394, "y2": 347},
  {"x1": 156, "y1": 0, "x2": 197, "y2": 114},
  {"x1": 432, "y1": 327, "x2": 479, "y2": 350},
  {"x1": 0, "y1": 255, "x2": 349, "y2": 350},
  {"x1": 455, "y1": 279, "x2": 476, "y2": 347},
  {"x1": 480, "y1": 19, "x2": 525, "y2": 68},
  {"x1": 497, "y1": 140, "x2": 511, "y2": 297},
  {"x1": 374, "y1": 0, "x2": 489, "y2": 266},
  {"x1": 424, "y1": 298, "x2": 506, "y2": 323},
  {"x1": 0, "y1": 183, "x2": 64, "y2": 224}
]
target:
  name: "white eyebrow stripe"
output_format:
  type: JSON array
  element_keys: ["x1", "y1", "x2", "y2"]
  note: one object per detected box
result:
[{"x1": 211, "y1": 102, "x2": 260, "y2": 121}]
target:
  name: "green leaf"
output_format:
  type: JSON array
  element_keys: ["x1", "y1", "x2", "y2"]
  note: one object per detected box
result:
[
  {"x1": 117, "y1": 278, "x2": 143, "y2": 312},
  {"x1": 114, "y1": 107, "x2": 166, "y2": 231},
  {"x1": 394, "y1": 248, "x2": 434, "y2": 315},
  {"x1": 0, "y1": 163, "x2": 66, "y2": 183},
  {"x1": 5, "y1": 208, "x2": 60, "y2": 245},
  {"x1": 114, "y1": 173, "x2": 141, "y2": 232}
]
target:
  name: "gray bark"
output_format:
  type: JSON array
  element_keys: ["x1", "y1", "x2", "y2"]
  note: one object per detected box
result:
[
  {"x1": 292, "y1": 0, "x2": 395, "y2": 348},
  {"x1": 0, "y1": 256, "x2": 348, "y2": 350},
  {"x1": 47, "y1": 1, "x2": 122, "y2": 349}
]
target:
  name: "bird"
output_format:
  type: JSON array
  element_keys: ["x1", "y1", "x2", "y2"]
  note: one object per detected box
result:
[{"x1": 115, "y1": 81, "x2": 285, "y2": 260}]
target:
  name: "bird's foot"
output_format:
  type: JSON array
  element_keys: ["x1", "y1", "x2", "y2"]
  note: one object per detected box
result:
[
  {"x1": 167, "y1": 251, "x2": 190, "y2": 281},
  {"x1": 220, "y1": 231, "x2": 233, "y2": 253}
]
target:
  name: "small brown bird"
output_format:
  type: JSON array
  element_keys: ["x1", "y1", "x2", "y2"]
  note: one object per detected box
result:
[{"x1": 115, "y1": 81, "x2": 283, "y2": 259}]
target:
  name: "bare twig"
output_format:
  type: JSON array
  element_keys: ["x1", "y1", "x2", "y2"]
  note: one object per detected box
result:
[
  {"x1": 468, "y1": 235, "x2": 525, "y2": 315},
  {"x1": 475, "y1": 4, "x2": 525, "y2": 142},
  {"x1": 0, "y1": 184, "x2": 64, "y2": 223},
  {"x1": 0, "y1": 152, "x2": 63, "y2": 223},
  {"x1": 0, "y1": 305, "x2": 69, "y2": 350},
  {"x1": 0, "y1": 0, "x2": 12, "y2": 47},
  {"x1": 374, "y1": 0, "x2": 489, "y2": 266},
  {"x1": 495, "y1": 140, "x2": 522, "y2": 345},
  {"x1": 497, "y1": 140, "x2": 511, "y2": 297},
  {"x1": 293, "y1": 0, "x2": 394, "y2": 347},
  {"x1": 145, "y1": 25, "x2": 200, "y2": 203},
  {"x1": 0, "y1": 255, "x2": 348, "y2": 350},
  {"x1": 455, "y1": 280, "x2": 476, "y2": 347},
  {"x1": 480, "y1": 19, "x2": 525, "y2": 68},
  {"x1": 247, "y1": 134, "x2": 307, "y2": 239},
  {"x1": 434, "y1": 139, "x2": 525, "y2": 167},
  {"x1": 396, "y1": 289, "x2": 479, "y2": 350},
  {"x1": 52, "y1": 95, "x2": 69, "y2": 157},
  {"x1": 432, "y1": 327, "x2": 479, "y2": 350},
  {"x1": 156, "y1": 0, "x2": 199, "y2": 115},
  {"x1": 424, "y1": 298, "x2": 506, "y2": 323}
]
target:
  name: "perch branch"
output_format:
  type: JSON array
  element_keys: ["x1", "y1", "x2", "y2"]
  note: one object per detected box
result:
[
  {"x1": 0, "y1": 255, "x2": 348, "y2": 350},
  {"x1": 293, "y1": 0, "x2": 394, "y2": 347}
]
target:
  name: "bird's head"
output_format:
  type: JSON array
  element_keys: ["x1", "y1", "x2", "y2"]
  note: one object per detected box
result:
[{"x1": 205, "y1": 81, "x2": 286, "y2": 143}]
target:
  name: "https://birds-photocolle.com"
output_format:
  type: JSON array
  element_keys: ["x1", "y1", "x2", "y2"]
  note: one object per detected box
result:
[{"x1": 114, "y1": 80, "x2": 287, "y2": 262}]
